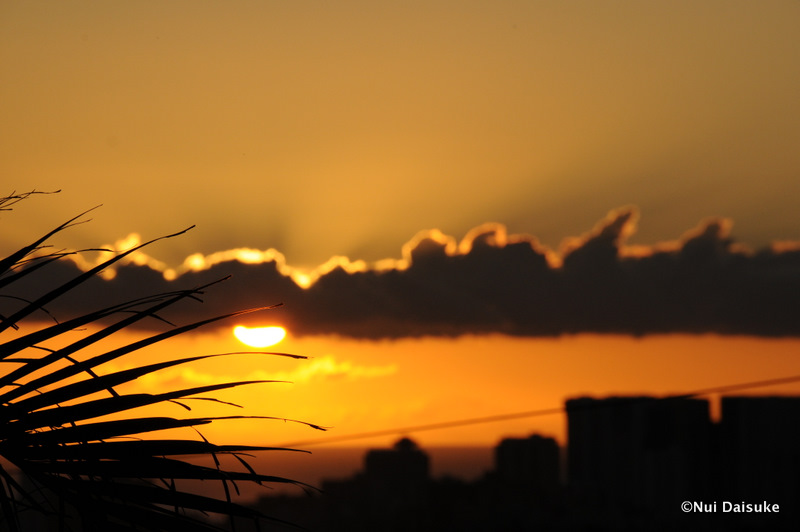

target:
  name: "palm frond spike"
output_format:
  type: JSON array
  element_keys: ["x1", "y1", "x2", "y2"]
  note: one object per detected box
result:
[{"x1": 0, "y1": 191, "x2": 317, "y2": 531}]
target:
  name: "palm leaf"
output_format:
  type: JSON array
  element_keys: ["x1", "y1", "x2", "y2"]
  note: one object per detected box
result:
[{"x1": 0, "y1": 191, "x2": 322, "y2": 531}]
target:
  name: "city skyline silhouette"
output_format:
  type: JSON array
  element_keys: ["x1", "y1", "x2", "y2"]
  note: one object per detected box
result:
[{"x1": 243, "y1": 393, "x2": 800, "y2": 531}]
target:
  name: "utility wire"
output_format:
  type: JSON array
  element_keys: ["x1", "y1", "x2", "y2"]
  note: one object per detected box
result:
[
  {"x1": 281, "y1": 372, "x2": 800, "y2": 448},
  {"x1": 283, "y1": 406, "x2": 565, "y2": 448}
]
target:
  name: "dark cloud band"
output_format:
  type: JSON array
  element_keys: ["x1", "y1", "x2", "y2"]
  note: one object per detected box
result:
[{"x1": 7, "y1": 208, "x2": 800, "y2": 338}]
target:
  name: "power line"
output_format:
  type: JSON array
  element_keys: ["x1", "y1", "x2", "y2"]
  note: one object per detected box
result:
[
  {"x1": 280, "y1": 372, "x2": 800, "y2": 448},
  {"x1": 282, "y1": 407, "x2": 564, "y2": 447}
]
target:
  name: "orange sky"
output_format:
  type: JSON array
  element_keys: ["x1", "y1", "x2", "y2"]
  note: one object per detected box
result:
[
  {"x1": 7, "y1": 316, "x2": 800, "y2": 492},
  {"x1": 54, "y1": 327, "x2": 798, "y2": 449}
]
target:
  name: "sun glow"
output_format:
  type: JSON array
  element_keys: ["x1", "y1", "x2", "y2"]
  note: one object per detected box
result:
[{"x1": 232, "y1": 325, "x2": 287, "y2": 348}]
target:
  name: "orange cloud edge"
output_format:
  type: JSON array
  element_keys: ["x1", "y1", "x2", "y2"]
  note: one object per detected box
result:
[{"x1": 70, "y1": 206, "x2": 796, "y2": 289}]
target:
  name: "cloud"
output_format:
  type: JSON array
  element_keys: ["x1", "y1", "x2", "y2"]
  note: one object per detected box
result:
[
  {"x1": 5, "y1": 207, "x2": 800, "y2": 338},
  {"x1": 132, "y1": 356, "x2": 398, "y2": 391},
  {"x1": 262, "y1": 356, "x2": 399, "y2": 384}
]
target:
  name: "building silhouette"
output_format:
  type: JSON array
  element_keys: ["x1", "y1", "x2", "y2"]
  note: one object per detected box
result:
[
  {"x1": 566, "y1": 396, "x2": 712, "y2": 523},
  {"x1": 319, "y1": 437, "x2": 432, "y2": 531},
  {"x1": 244, "y1": 395, "x2": 800, "y2": 531},
  {"x1": 718, "y1": 397, "x2": 800, "y2": 509},
  {"x1": 363, "y1": 436, "x2": 430, "y2": 499},
  {"x1": 494, "y1": 433, "x2": 560, "y2": 492}
]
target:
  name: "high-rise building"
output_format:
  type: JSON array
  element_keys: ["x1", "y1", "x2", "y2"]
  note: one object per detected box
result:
[
  {"x1": 719, "y1": 396, "x2": 800, "y2": 505},
  {"x1": 566, "y1": 396, "x2": 711, "y2": 520}
]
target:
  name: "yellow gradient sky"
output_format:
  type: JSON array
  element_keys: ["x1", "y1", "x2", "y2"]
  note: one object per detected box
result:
[
  {"x1": 2, "y1": 1, "x2": 799, "y2": 268},
  {"x1": 3, "y1": 2, "x2": 800, "y2": 455}
]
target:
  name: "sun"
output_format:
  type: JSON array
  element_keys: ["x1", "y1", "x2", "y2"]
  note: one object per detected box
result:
[{"x1": 233, "y1": 325, "x2": 287, "y2": 348}]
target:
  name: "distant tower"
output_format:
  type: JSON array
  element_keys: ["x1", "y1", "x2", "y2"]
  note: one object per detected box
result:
[
  {"x1": 363, "y1": 437, "x2": 430, "y2": 510},
  {"x1": 365, "y1": 437, "x2": 429, "y2": 484},
  {"x1": 321, "y1": 438, "x2": 432, "y2": 530},
  {"x1": 495, "y1": 434, "x2": 560, "y2": 491}
]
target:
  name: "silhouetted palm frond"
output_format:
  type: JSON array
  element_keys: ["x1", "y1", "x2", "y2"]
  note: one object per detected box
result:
[{"x1": 0, "y1": 191, "x2": 322, "y2": 531}]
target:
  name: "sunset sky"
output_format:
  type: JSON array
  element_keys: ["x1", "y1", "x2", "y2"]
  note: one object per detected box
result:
[{"x1": 2, "y1": 1, "x2": 800, "y2": 480}]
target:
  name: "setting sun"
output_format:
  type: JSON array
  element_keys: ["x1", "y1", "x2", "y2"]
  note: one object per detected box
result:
[{"x1": 233, "y1": 325, "x2": 287, "y2": 348}]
